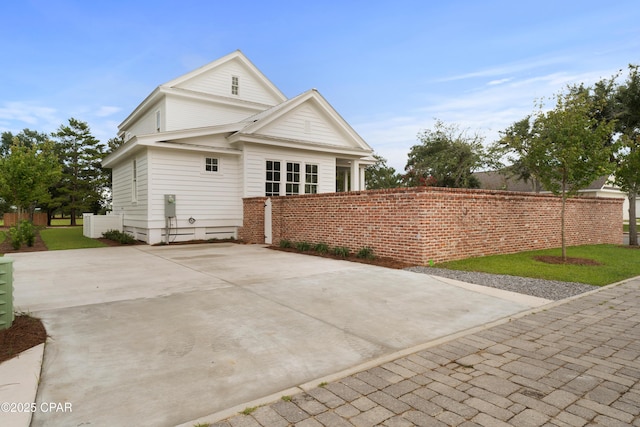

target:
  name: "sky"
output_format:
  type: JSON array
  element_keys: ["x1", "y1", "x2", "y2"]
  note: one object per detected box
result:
[{"x1": 1, "y1": 1, "x2": 639, "y2": 172}]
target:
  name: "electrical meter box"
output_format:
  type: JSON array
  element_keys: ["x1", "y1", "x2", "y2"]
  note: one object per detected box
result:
[{"x1": 164, "y1": 194, "x2": 176, "y2": 218}]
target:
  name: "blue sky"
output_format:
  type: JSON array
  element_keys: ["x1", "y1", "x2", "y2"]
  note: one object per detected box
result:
[{"x1": 1, "y1": 1, "x2": 639, "y2": 171}]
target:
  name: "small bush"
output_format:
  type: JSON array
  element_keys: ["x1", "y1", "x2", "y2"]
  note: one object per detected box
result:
[
  {"x1": 20, "y1": 220, "x2": 36, "y2": 247},
  {"x1": 295, "y1": 241, "x2": 312, "y2": 252},
  {"x1": 9, "y1": 226, "x2": 22, "y2": 250},
  {"x1": 102, "y1": 229, "x2": 136, "y2": 244},
  {"x1": 313, "y1": 242, "x2": 329, "y2": 254},
  {"x1": 332, "y1": 246, "x2": 350, "y2": 258},
  {"x1": 279, "y1": 239, "x2": 293, "y2": 248},
  {"x1": 356, "y1": 246, "x2": 375, "y2": 260}
]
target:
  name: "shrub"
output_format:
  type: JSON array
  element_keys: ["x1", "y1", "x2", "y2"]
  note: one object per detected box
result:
[
  {"x1": 9, "y1": 226, "x2": 22, "y2": 250},
  {"x1": 102, "y1": 229, "x2": 136, "y2": 244},
  {"x1": 356, "y1": 246, "x2": 375, "y2": 260},
  {"x1": 20, "y1": 220, "x2": 36, "y2": 247},
  {"x1": 332, "y1": 246, "x2": 350, "y2": 258},
  {"x1": 313, "y1": 242, "x2": 329, "y2": 254},
  {"x1": 295, "y1": 241, "x2": 312, "y2": 252},
  {"x1": 279, "y1": 239, "x2": 293, "y2": 248}
]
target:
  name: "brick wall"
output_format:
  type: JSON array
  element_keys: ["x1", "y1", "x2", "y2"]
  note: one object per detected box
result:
[{"x1": 240, "y1": 187, "x2": 623, "y2": 265}]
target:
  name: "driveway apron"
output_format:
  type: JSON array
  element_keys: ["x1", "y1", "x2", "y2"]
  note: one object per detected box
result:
[{"x1": 11, "y1": 244, "x2": 541, "y2": 426}]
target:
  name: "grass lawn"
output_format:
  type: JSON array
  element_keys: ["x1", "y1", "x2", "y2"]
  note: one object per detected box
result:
[
  {"x1": 623, "y1": 220, "x2": 640, "y2": 233},
  {"x1": 437, "y1": 244, "x2": 640, "y2": 286},
  {"x1": 50, "y1": 218, "x2": 83, "y2": 226},
  {"x1": 39, "y1": 227, "x2": 107, "y2": 250}
]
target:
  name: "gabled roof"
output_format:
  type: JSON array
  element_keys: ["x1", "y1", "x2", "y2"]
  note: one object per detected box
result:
[
  {"x1": 228, "y1": 89, "x2": 373, "y2": 154},
  {"x1": 475, "y1": 170, "x2": 622, "y2": 193},
  {"x1": 163, "y1": 50, "x2": 287, "y2": 102},
  {"x1": 118, "y1": 50, "x2": 287, "y2": 132}
]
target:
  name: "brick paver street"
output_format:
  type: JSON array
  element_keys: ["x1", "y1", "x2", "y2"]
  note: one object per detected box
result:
[{"x1": 212, "y1": 278, "x2": 640, "y2": 426}]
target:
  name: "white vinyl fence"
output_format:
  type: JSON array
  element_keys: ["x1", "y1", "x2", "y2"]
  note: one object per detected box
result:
[{"x1": 83, "y1": 213, "x2": 123, "y2": 238}]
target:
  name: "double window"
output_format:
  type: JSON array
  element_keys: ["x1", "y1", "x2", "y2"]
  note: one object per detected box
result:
[
  {"x1": 286, "y1": 162, "x2": 300, "y2": 195},
  {"x1": 265, "y1": 161, "x2": 281, "y2": 196},
  {"x1": 265, "y1": 161, "x2": 318, "y2": 196},
  {"x1": 231, "y1": 76, "x2": 239, "y2": 95},
  {"x1": 305, "y1": 164, "x2": 318, "y2": 194}
]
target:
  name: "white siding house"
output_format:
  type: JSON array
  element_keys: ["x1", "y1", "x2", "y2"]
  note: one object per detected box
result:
[{"x1": 103, "y1": 50, "x2": 374, "y2": 244}]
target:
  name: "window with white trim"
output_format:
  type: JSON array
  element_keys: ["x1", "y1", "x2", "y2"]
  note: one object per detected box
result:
[
  {"x1": 132, "y1": 159, "x2": 138, "y2": 202},
  {"x1": 305, "y1": 164, "x2": 318, "y2": 194},
  {"x1": 231, "y1": 76, "x2": 239, "y2": 95},
  {"x1": 205, "y1": 157, "x2": 219, "y2": 172},
  {"x1": 265, "y1": 160, "x2": 280, "y2": 196},
  {"x1": 286, "y1": 162, "x2": 300, "y2": 195}
]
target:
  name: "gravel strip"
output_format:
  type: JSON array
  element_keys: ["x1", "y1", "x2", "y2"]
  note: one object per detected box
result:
[{"x1": 404, "y1": 267, "x2": 598, "y2": 300}]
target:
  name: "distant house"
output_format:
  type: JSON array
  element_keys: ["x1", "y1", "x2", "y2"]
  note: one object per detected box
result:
[
  {"x1": 475, "y1": 171, "x2": 636, "y2": 221},
  {"x1": 102, "y1": 50, "x2": 374, "y2": 244}
]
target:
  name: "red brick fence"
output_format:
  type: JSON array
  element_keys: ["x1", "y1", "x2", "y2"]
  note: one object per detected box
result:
[{"x1": 240, "y1": 187, "x2": 623, "y2": 265}]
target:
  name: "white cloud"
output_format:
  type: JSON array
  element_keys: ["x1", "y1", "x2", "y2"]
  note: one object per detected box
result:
[
  {"x1": 488, "y1": 78, "x2": 512, "y2": 86},
  {"x1": 95, "y1": 106, "x2": 122, "y2": 117},
  {"x1": 0, "y1": 101, "x2": 60, "y2": 133}
]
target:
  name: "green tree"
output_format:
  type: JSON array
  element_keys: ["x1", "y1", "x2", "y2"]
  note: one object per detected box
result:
[
  {"x1": 528, "y1": 87, "x2": 616, "y2": 259},
  {"x1": 1, "y1": 129, "x2": 50, "y2": 157},
  {"x1": 490, "y1": 116, "x2": 542, "y2": 192},
  {"x1": 0, "y1": 138, "x2": 61, "y2": 218},
  {"x1": 365, "y1": 154, "x2": 403, "y2": 189},
  {"x1": 52, "y1": 118, "x2": 106, "y2": 225},
  {"x1": 612, "y1": 64, "x2": 640, "y2": 246},
  {"x1": 404, "y1": 120, "x2": 485, "y2": 188}
]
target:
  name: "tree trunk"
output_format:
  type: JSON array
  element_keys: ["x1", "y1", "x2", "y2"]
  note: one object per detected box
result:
[
  {"x1": 561, "y1": 193, "x2": 567, "y2": 260},
  {"x1": 630, "y1": 192, "x2": 638, "y2": 246}
]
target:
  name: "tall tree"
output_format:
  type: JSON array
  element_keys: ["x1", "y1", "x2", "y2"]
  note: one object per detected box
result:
[
  {"x1": 612, "y1": 64, "x2": 640, "y2": 246},
  {"x1": 490, "y1": 116, "x2": 542, "y2": 192},
  {"x1": 365, "y1": 154, "x2": 403, "y2": 189},
  {"x1": 52, "y1": 118, "x2": 106, "y2": 225},
  {"x1": 528, "y1": 87, "x2": 616, "y2": 259},
  {"x1": 0, "y1": 138, "x2": 61, "y2": 218},
  {"x1": 1, "y1": 129, "x2": 50, "y2": 157},
  {"x1": 404, "y1": 120, "x2": 486, "y2": 188}
]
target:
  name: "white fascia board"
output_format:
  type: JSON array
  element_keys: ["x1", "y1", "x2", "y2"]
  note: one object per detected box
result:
[
  {"x1": 102, "y1": 136, "x2": 141, "y2": 168},
  {"x1": 118, "y1": 87, "x2": 164, "y2": 132},
  {"x1": 165, "y1": 87, "x2": 275, "y2": 111},
  {"x1": 230, "y1": 134, "x2": 374, "y2": 157},
  {"x1": 148, "y1": 123, "x2": 244, "y2": 141},
  {"x1": 149, "y1": 141, "x2": 242, "y2": 155}
]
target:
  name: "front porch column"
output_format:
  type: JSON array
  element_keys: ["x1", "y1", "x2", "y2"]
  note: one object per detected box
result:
[{"x1": 350, "y1": 160, "x2": 360, "y2": 191}]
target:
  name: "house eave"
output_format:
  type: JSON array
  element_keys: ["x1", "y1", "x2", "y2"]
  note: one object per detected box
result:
[{"x1": 229, "y1": 133, "x2": 374, "y2": 157}]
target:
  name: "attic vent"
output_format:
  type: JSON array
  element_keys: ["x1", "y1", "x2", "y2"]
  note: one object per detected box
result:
[
  {"x1": 231, "y1": 76, "x2": 239, "y2": 95},
  {"x1": 304, "y1": 120, "x2": 311, "y2": 133}
]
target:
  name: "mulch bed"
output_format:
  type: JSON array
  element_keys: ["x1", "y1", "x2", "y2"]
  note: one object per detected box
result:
[
  {"x1": 268, "y1": 246, "x2": 413, "y2": 269},
  {"x1": 0, "y1": 228, "x2": 48, "y2": 253},
  {"x1": 0, "y1": 315, "x2": 47, "y2": 364},
  {"x1": 533, "y1": 255, "x2": 602, "y2": 266}
]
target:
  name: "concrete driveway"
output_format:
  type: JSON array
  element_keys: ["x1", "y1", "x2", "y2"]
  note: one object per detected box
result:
[{"x1": 12, "y1": 244, "x2": 547, "y2": 426}]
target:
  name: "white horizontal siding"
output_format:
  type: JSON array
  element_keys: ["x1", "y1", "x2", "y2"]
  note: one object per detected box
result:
[
  {"x1": 111, "y1": 152, "x2": 149, "y2": 222},
  {"x1": 243, "y1": 145, "x2": 336, "y2": 197},
  {"x1": 164, "y1": 96, "x2": 258, "y2": 131},
  {"x1": 125, "y1": 100, "x2": 164, "y2": 137},
  {"x1": 260, "y1": 103, "x2": 351, "y2": 147},
  {"x1": 147, "y1": 148, "x2": 242, "y2": 223},
  {"x1": 175, "y1": 59, "x2": 281, "y2": 106}
]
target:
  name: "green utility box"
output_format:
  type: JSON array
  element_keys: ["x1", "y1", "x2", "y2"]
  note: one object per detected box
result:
[{"x1": 0, "y1": 258, "x2": 14, "y2": 330}]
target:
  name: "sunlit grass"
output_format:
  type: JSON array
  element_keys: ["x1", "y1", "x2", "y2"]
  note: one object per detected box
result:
[
  {"x1": 39, "y1": 227, "x2": 106, "y2": 250},
  {"x1": 437, "y1": 244, "x2": 640, "y2": 286}
]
